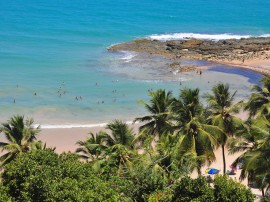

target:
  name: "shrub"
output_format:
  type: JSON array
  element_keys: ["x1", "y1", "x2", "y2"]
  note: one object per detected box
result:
[
  {"x1": 171, "y1": 176, "x2": 214, "y2": 202},
  {"x1": 213, "y1": 175, "x2": 255, "y2": 202},
  {"x1": 1, "y1": 149, "x2": 126, "y2": 201}
]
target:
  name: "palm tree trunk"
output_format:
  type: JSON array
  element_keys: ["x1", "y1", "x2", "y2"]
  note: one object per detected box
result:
[
  {"x1": 197, "y1": 166, "x2": 202, "y2": 176},
  {"x1": 222, "y1": 144, "x2": 226, "y2": 175},
  {"x1": 262, "y1": 188, "x2": 265, "y2": 197}
]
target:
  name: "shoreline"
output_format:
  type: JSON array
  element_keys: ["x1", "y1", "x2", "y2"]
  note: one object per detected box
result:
[
  {"x1": 37, "y1": 123, "x2": 140, "y2": 153},
  {"x1": 209, "y1": 58, "x2": 270, "y2": 75}
]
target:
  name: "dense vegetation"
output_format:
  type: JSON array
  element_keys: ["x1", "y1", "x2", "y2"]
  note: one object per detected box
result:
[{"x1": 1, "y1": 76, "x2": 270, "y2": 201}]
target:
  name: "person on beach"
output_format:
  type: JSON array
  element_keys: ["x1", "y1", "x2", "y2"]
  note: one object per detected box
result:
[{"x1": 13, "y1": 99, "x2": 16, "y2": 104}]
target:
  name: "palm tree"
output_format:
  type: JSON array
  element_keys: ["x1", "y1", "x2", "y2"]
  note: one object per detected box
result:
[
  {"x1": 106, "y1": 120, "x2": 135, "y2": 147},
  {"x1": 204, "y1": 83, "x2": 243, "y2": 174},
  {"x1": 77, "y1": 120, "x2": 136, "y2": 175},
  {"x1": 105, "y1": 120, "x2": 136, "y2": 175},
  {"x1": 171, "y1": 88, "x2": 221, "y2": 174},
  {"x1": 76, "y1": 131, "x2": 110, "y2": 161},
  {"x1": 230, "y1": 116, "x2": 270, "y2": 197},
  {"x1": 134, "y1": 89, "x2": 174, "y2": 141},
  {"x1": 245, "y1": 75, "x2": 270, "y2": 118},
  {"x1": 0, "y1": 115, "x2": 40, "y2": 166},
  {"x1": 30, "y1": 140, "x2": 56, "y2": 151}
]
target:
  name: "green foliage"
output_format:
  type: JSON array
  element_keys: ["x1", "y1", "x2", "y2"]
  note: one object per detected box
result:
[
  {"x1": 148, "y1": 176, "x2": 255, "y2": 202},
  {"x1": 245, "y1": 75, "x2": 270, "y2": 118},
  {"x1": 0, "y1": 184, "x2": 11, "y2": 202},
  {"x1": 171, "y1": 176, "x2": 214, "y2": 202},
  {"x1": 263, "y1": 196, "x2": 270, "y2": 202},
  {"x1": 0, "y1": 115, "x2": 40, "y2": 166},
  {"x1": 213, "y1": 175, "x2": 255, "y2": 202},
  {"x1": 125, "y1": 164, "x2": 168, "y2": 202},
  {"x1": 171, "y1": 88, "x2": 221, "y2": 174},
  {"x1": 76, "y1": 131, "x2": 110, "y2": 161},
  {"x1": 134, "y1": 89, "x2": 174, "y2": 139},
  {"x1": 204, "y1": 83, "x2": 243, "y2": 174},
  {"x1": 1, "y1": 149, "x2": 128, "y2": 201},
  {"x1": 148, "y1": 189, "x2": 173, "y2": 202}
]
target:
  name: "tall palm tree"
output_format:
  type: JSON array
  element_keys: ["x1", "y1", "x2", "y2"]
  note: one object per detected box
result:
[
  {"x1": 0, "y1": 115, "x2": 40, "y2": 166},
  {"x1": 245, "y1": 75, "x2": 270, "y2": 118},
  {"x1": 204, "y1": 83, "x2": 243, "y2": 174},
  {"x1": 171, "y1": 88, "x2": 221, "y2": 174},
  {"x1": 134, "y1": 89, "x2": 174, "y2": 140},
  {"x1": 76, "y1": 131, "x2": 110, "y2": 161}
]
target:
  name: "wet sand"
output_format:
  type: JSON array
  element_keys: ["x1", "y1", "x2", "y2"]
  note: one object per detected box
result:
[{"x1": 216, "y1": 58, "x2": 270, "y2": 75}]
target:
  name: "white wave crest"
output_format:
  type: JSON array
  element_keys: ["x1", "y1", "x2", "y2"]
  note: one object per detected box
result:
[
  {"x1": 120, "y1": 51, "x2": 137, "y2": 62},
  {"x1": 148, "y1": 33, "x2": 270, "y2": 41},
  {"x1": 260, "y1": 34, "x2": 270, "y2": 37},
  {"x1": 35, "y1": 121, "x2": 134, "y2": 129}
]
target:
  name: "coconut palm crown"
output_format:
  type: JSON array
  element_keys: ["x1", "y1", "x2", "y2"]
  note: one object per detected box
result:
[
  {"x1": 0, "y1": 115, "x2": 40, "y2": 166},
  {"x1": 134, "y1": 89, "x2": 174, "y2": 138},
  {"x1": 245, "y1": 75, "x2": 270, "y2": 118}
]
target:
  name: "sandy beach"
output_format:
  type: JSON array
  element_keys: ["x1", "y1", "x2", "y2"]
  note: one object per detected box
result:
[{"x1": 37, "y1": 124, "x2": 140, "y2": 153}]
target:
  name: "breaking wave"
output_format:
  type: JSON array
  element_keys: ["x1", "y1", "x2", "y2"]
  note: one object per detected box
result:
[{"x1": 148, "y1": 33, "x2": 270, "y2": 41}]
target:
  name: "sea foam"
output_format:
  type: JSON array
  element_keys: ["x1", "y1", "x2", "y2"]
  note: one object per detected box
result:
[
  {"x1": 119, "y1": 51, "x2": 137, "y2": 62},
  {"x1": 148, "y1": 33, "x2": 270, "y2": 41},
  {"x1": 35, "y1": 121, "x2": 134, "y2": 129}
]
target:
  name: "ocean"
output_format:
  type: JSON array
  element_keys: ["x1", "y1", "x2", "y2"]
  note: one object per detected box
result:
[{"x1": 0, "y1": 0, "x2": 269, "y2": 127}]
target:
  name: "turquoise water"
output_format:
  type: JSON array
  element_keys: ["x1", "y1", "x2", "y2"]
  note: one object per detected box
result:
[{"x1": 0, "y1": 0, "x2": 269, "y2": 126}]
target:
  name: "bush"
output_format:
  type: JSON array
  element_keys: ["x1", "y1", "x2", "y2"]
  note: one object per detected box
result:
[
  {"x1": 1, "y1": 149, "x2": 128, "y2": 201},
  {"x1": 148, "y1": 189, "x2": 173, "y2": 202},
  {"x1": 0, "y1": 184, "x2": 11, "y2": 202},
  {"x1": 124, "y1": 164, "x2": 168, "y2": 202},
  {"x1": 213, "y1": 175, "x2": 255, "y2": 202},
  {"x1": 171, "y1": 176, "x2": 214, "y2": 202}
]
